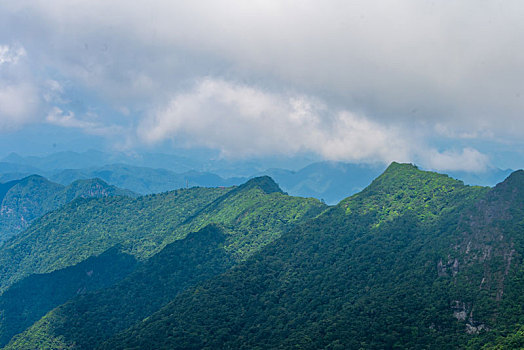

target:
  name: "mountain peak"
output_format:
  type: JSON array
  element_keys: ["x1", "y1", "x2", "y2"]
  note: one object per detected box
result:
[
  {"x1": 490, "y1": 169, "x2": 524, "y2": 199},
  {"x1": 372, "y1": 162, "x2": 463, "y2": 188},
  {"x1": 341, "y1": 162, "x2": 469, "y2": 213},
  {"x1": 382, "y1": 161, "x2": 420, "y2": 174},
  {"x1": 502, "y1": 169, "x2": 524, "y2": 186},
  {"x1": 240, "y1": 176, "x2": 284, "y2": 194},
  {"x1": 68, "y1": 177, "x2": 110, "y2": 187},
  {"x1": 2, "y1": 153, "x2": 25, "y2": 163},
  {"x1": 65, "y1": 177, "x2": 136, "y2": 199},
  {"x1": 19, "y1": 174, "x2": 51, "y2": 184}
]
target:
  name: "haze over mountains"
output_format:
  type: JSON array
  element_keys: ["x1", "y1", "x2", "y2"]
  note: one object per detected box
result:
[
  {"x1": 0, "y1": 150, "x2": 514, "y2": 205},
  {"x1": 0, "y1": 163, "x2": 522, "y2": 349}
]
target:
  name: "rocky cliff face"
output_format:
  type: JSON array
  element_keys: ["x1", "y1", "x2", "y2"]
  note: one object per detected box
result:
[{"x1": 447, "y1": 170, "x2": 524, "y2": 334}]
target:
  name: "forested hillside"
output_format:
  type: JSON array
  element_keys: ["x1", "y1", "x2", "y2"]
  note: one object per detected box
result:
[
  {"x1": 1, "y1": 165, "x2": 523, "y2": 349},
  {"x1": 0, "y1": 175, "x2": 134, "y2": 242},
  {"x1": 0, "y1": 177, "x2": 325, "y2": 347},
  {"x1": 0, "y1": 186, "x2": 228, "y2": 293},
  {"x1": 0, "y1": 247, "x2": 138, "y2": 346},
  {"x1": 95, "y1": 164, "x2": 523, "y2": 349}
]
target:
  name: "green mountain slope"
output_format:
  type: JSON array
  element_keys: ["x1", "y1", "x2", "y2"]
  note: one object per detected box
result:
[
  {"x1": 98, "y1": 163, "x2": 524, "y2": 350},
  {"x1": 0, "y1": 175, "x2": 134, "y2": 242},
  {"x1": 6, "y1": 225, "x2": 232, "y2": 349},
  {"x1": 1, "y1": 177, "x2": 325, "y2": 348},
  {"x1": 0, "y1": 186, "x2": 230, "y2": 293},
  {"x1": 0, "y1": 179, "x2": 21, "y2": 204},
  {"x1": 0, "y1": 247, "x2": 138, "y2": 346}
]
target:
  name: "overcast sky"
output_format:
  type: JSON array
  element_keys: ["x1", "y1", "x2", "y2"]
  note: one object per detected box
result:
[{"x1": 0, "y1": 1, "x2": 523, "y2": 171}]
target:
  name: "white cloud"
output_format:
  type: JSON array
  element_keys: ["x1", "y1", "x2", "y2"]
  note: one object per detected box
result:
[
  {"x1": 0, "y1": 44, "x2": 41, "y2": 131},
  {"x1": 425, "y1": 147, "x2": 489, "y2": 173},
  {"x1": 2, "y1": 1, "x2": 524, "y2": 136},
  {"x1": 139, "y1": 78, "x2": 491, "y2": 172},
  {"x1": 46, "y1": 107, "x2": 124, "y2": 136},
  {"x1": 0, "y1": 83, "x2": 39, "y2": 130},
  {"x1": 0, "y1": 2, "x2": 520, "y2": 168},
  {"x1": 5, "y1": 1, "x2": 524, "y2": 133},
  {"x1": 46, "y1": 107, "x2": 91, "y2": 129},
  {"x1": 0, "y1": 45, "x2": 25, "y2": 65},
  {"x1": 42, "y1": 80, "x2": 66, "y2": 104},
  {"x1": 139, "y1": 78, "x2": 409, "y2": 162}
]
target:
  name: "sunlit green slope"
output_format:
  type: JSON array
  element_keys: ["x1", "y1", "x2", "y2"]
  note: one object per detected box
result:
[{"x1": 0, "y1": 177, "x2": 326, "y2": 348}]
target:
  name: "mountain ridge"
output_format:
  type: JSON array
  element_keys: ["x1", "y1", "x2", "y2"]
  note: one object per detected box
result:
[
  {"x1": 1, "y1": 164, "x2": 523, "y2": 349},
  {"x1": 96, "y1": 164, "x2": 521, "y2": 349},
  {"x1": 0, "y1": 175, "x2": 134, "y2": 242},
  {"x1": 0, "y1": 177, "x2": 326, "y2": 347}
]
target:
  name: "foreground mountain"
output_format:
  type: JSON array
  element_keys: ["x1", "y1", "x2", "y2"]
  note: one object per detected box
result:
[
  {"x1": 0, "y1": 247, "x2": 138, "y2": 346},
  {"x1": 4, "y1": 226, "x2": 232, "y2": 348},
  {"x1": 0, "y1": 186, "x2": 224, "y2": 293},
  {"x1": 0, "y1": 177, "x2": 325, "y2": 347},
  {"x1": 2, "y1": 164, "x2": 523, "y2": 349},
  {"x1": 0, "y1": 176, "x2": 134, "y2": 242},
  {"x1": 92, "y1": 163, "x2": 523, "y2": 350}
]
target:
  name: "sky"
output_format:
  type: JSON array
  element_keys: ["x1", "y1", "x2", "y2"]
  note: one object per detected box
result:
[{"x1": 0, "y1": 0, "x2": 523, "y2": 172}]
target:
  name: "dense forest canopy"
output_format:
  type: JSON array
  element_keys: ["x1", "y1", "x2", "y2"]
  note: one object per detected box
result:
[{"x1": 0, "y1": 164, "x2": 523, "y2": 349}]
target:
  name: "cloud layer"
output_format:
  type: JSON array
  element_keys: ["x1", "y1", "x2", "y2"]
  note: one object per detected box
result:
[
  {"x1": 0, "y1": 1, "x2": 522, "y2": 171},
  {"x1": 140, "y1": 79, "x2": 410, "y2": 162},
  {"x1": 0, "y1": 45, "x2": 40, "y2": 129},
  {"x1": 140, "y1": 78, "x2": 490, "y2": 171}
]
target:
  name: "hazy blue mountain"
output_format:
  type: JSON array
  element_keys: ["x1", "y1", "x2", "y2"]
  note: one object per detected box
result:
[
  {"x1": 1, "y1": 150, "x2": 516, "y2": 205},
  {"x1": 49, "y1": 164, "x2": 245, "y2": 195},
  {"x1": 0, "y1": 154, "x2": 402, "y2": 204},
  {"x1": 262, "y1": 161, "x2": 385, "y2": 204},
  {"x1": 447, "y1": 167, "x2": 514, "y2": 187},
  {"x1": 2, "y1": 150, "x2": 131, "y2": 172},
  {"x1": 1, "y1": 150, "x2": 316, "y2": 178},
  {"x1": 2, "y1": 150, "x2": 228, "y2": 174},
  {"x1": 0, "y1": 161, "x2": 41, "y2": 175}
]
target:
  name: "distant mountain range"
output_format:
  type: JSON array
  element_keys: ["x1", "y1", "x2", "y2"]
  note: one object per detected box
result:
[
  {"x1": 1, "y1": 149, "x2": 315, "y2": 176},
  {"x1": 0, "y1": 164, "x2": 522, "y2": 348},
  {"x1": 48, "y1": 164, "x2": 245, "y2": 195},
  {"x1": 0, "y1": 150, "x2": 515, "y2": 204}
]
